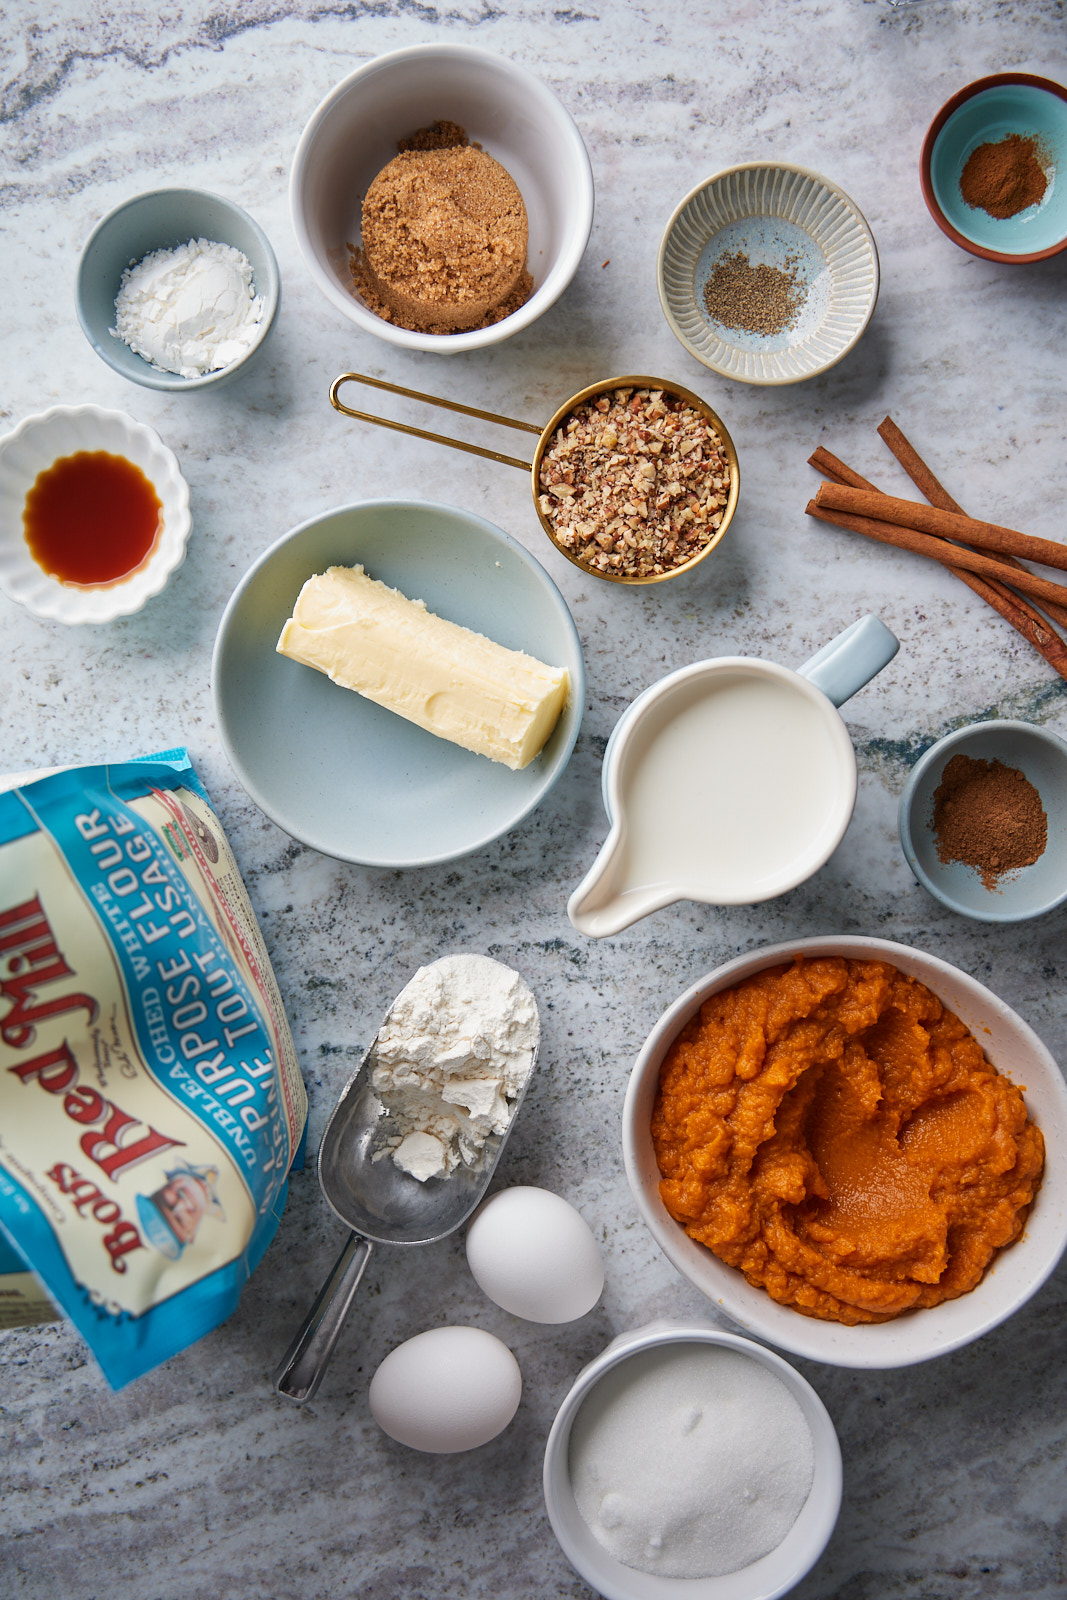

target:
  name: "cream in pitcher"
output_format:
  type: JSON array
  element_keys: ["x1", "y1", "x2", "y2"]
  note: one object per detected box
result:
[{"x1": 568, "y1": 616, "x2": 899, "y2": 938}]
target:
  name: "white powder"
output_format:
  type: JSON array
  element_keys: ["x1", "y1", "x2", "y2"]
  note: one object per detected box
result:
[
  {"x1": 111, "y1": 237, "x2": 265, "y2": 377},
  {"x1": 568, "y1": 1343, "x2": 815, "y2": 1579},
  {"x1": 370, "y1": 954, "x2": 538, "y2": 1182}
]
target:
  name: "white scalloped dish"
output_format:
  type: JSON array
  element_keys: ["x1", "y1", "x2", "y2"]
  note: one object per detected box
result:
[
  {"x1": 0, "y1": 405, "x2": 192, "y2": 623},
  {"x1": 658, "y1": 163, "x2": 879, "y2": 386}
]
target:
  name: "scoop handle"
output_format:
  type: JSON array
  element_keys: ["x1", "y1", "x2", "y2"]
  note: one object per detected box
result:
[{"x1": 273, "y1": 1232, "x2": 374, "y2": 1403}]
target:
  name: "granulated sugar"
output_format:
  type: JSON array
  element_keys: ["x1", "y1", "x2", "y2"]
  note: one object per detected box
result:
[{"x1": 568, "y1": 1342, "x2": 814, "y2": 1579}]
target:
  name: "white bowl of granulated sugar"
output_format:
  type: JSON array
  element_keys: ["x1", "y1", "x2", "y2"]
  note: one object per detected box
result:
[
  {"x1": 76, "y1": 188, "x2": 280, "y2": 392},
  {"x1": 543, "y1": 1322, "x2": 842, "y2": 1600}
]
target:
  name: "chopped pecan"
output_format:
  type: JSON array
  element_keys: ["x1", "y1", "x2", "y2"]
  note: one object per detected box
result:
[{"x1": 537, "y1": 386, "x2": 732, "y2": 578}]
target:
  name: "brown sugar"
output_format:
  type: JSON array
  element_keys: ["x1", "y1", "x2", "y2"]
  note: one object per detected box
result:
[
  {"x1": 397, "y1": 120, "x2": 470, "y2": 153},
  {"x1": 932, "y1": 751, "x2": 1047, "y2": 889},
  {"x1": 351, "y1": 145, "x2": 532, "y2": 335}
]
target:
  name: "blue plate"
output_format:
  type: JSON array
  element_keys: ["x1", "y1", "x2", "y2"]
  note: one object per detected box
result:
[
  {"x1": 212, "y1": 501, "x2": 584, "y2": 867},
  {"x1": 899, "y1": 719, "x2": 1067, "y2": 922},
  {"x1": 922, "y1": 74, "x2": 1067, "y2": 261}
]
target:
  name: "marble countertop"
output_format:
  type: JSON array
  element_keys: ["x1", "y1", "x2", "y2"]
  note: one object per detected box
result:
[{"x1": 2, "y1": 2, "x2": 1066, "y2": 1597}]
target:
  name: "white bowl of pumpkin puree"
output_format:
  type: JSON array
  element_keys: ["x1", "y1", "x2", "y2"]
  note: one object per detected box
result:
[{"x1": 623, "y1": 937, "x2": 1067, "y2": 1369}]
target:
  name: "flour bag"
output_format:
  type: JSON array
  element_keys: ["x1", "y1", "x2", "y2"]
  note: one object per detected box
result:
[{"x1": 0, "y1": 751, "x2": 307, "y2": 1387}]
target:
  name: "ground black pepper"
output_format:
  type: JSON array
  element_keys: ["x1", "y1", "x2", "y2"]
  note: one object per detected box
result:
[{"x1": 702, "y1": 250, "x2": 808, "y2": 336}]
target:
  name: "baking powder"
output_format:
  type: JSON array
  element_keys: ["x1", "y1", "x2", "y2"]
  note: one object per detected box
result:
[
  {"x1": 111, "y1": 237, "x2": 265, "y2": 378},
  {"x1": 370, "y1": 954, "x2": 538, "y2": 1182}
]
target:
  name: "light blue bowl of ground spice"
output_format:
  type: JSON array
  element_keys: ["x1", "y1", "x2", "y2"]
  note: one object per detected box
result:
[
  {"x1": 899, "y1": 720, "x2": 1067, "y2": 923},
  {"x1": 656, "y1": 162, "x2": 879, "y2": 386},
  {"x1": 920, "y1": 74, "x2": 1067, "y2": 263}
]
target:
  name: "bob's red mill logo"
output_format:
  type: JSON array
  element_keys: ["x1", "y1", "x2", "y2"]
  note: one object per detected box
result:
[{"x1": 2, "y1": 895, "x2": 185, "y2": 1273}]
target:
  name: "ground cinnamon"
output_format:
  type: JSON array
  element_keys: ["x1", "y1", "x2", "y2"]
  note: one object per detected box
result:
[
  {"x1": 960, "y1": 133, "x2": 1048, "y2": 219},
  {"x1": 933, "y1": 752, "x2": 1047, "y2": 889}
]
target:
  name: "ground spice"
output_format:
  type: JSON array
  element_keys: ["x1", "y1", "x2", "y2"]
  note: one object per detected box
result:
[
  {"x1": 702, "y1": 250, "x2": 808, "y2": 337},
  {"x1": 959, "y1": 133, "x2": 1048, "y2": 219},
  {"x1": 932, "y1": 752, "x2": 1047, "y2": 889},
  {"x1": 350, "y1": 135, "x2": 531, "y2": 335}
]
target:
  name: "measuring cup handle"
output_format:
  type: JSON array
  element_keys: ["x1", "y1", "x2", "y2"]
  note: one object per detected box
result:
[
  {"x1": 273, "y1": 1232, "x2": 374, "y2": 1403},
  {"x1": 797, "y1": 614, "x2": 899, "y2": 708}
]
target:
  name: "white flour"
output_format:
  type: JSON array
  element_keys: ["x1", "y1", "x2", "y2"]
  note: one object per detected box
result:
[
  {"x1": 111, "y1": 237, "x2": 264, "y2": 377},
  {"x1": 370, "y1": 954, "x2": 538, "y2": 1182}
]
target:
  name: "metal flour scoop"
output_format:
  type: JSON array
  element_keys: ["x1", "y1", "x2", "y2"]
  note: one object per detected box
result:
[{"x1": 273, "y1": 955, "x2": 538, "y2": 1402}]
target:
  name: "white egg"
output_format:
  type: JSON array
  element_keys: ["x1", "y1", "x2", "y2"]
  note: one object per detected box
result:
[
  {"x1": 465, "y1": 1185, "x2": 605, "y2": 1323},
  {"x1": 368, "y1": 1325, "x2": 521, "y2": 1453}
]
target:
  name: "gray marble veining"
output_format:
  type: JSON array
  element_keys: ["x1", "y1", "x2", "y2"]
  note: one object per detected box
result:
[{"x1": 2, "y1": 2, "x2": 1067, "y2": 1597}]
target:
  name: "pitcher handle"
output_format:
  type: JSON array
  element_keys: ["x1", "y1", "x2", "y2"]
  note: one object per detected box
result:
[{"x1": 798, "y1": 614, "x2": 899, "y2": 708}]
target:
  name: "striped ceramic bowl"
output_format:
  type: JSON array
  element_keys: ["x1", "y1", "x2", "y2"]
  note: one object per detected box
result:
[{"x1": 657, "y1": 163, "x2": 879, "y2": 386}]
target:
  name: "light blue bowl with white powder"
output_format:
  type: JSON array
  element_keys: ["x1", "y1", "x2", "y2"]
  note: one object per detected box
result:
[
  {"x1": 76, "y1": 188, "x2": 280, "y2": 391},
  {"x1": 658, "y1": 163, "x2": 879, "y2": 385},
  {"x1": 543, "y1": 1322, "x2": 842, "y2": 1600}
]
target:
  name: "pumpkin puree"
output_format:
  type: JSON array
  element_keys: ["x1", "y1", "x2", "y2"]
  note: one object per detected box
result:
[{"x1": 652, "y1": 957, "x2": 1044, "y2": 1324}]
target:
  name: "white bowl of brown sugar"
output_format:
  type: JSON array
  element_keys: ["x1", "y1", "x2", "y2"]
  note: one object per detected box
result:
[
  {"x1": 657, "y1": 163, "x2": 879, "y2": 385},
  {"x1": 290, "y1": 43, "x2": 594, "y2": 352},
  {"x1": 899, "y1": 719, "x2": 1067, "y2": 922}
]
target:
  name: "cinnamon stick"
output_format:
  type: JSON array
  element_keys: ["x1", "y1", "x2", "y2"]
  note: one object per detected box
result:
[
  {"x1": 804, "y1": 497, "x2": 1067, "y2": 611},
  {"x1": 814, "y1": 481, "x2": 1067, "y2": 575},
  {"x1": 811, "y1": 501, "x2": 1067, "y2": 679},
  {"x1": 876, "y1": 417, "x2": 964, "y2": 515},
  {"x1": 808, "y1": 445, "x2": 877, "y2": 493},
  {"x1": 877, "y1": 416, "x2": 1067, "y2": 632},
  {"x1": 807, "y1": 441, "x2": 1067, "y2": 683}
]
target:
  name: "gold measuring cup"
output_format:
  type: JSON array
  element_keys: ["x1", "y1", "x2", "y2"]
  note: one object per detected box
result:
[{"x1": 328, "y1": 372, "x2": 741, "y2": 587}]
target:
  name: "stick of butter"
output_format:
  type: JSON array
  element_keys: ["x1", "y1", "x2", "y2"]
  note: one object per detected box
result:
[{"x1": 276, "y1": 565, "x2": 569, "y2": 771}]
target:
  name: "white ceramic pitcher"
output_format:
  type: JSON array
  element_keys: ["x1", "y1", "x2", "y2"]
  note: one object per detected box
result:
[{"x1": 568, "y1": 615, "x2": 899, "y2": 938}]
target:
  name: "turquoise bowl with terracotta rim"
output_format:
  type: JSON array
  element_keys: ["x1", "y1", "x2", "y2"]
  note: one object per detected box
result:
[
  {"x1": 921, "y1": 74, "x2": 1067, "y2": 263},
  {"x1": 899, "y1": 719, "x2": 1067, "y2": 922}
]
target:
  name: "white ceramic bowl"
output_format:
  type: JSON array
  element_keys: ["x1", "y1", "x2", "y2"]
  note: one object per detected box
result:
[
  {"x1": 658, "y1": 164, "x2": 879, "y2": 385},
  {"x1": 0, "y1": 405, "x2": 192, "y2": 623},
  {"x1": 76, "y1": 188, "x2": 280, "y2": 392},
  {"x1": 543, "y1": 1322, "x2": 842, "y2": 1600},
  {"x1": 623, "y1": 936, "x2": 1067, "y2": 1369},
  {"x1": 290, "y1": 43, "x2": 594, "y2": 352}
]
